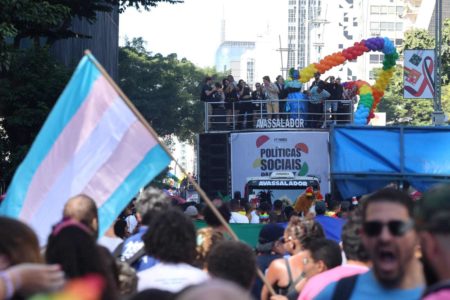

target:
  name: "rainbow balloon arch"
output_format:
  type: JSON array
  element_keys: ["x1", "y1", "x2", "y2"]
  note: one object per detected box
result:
[{"x1": 298, "y1": 37, "x2": 399, "y2": 125}]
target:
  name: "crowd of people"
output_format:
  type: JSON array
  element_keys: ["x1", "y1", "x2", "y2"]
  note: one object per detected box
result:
[
  {"x1": 200, "y1": 71, "x2": 358, "y2": 130},
  {"x1": 1, "y1": 183, "x2": 450, "y2": 300}
]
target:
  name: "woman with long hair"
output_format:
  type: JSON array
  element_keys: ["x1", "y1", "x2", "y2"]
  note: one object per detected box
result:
[
  {"x1": 46, "y1": 219, "x2": 118, "y2": 300},
  {"x1": 261, "y1": 217, "x2": 325, "y2": 300}
]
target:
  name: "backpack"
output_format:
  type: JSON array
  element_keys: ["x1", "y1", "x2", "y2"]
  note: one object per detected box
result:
[{"x1": 331, "y1": 274, "x2": 359, "y2": 300}]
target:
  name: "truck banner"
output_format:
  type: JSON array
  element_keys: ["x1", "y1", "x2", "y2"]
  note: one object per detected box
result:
[{"x1": 230, "y1": 131, "x2": 330, "y2": 195}]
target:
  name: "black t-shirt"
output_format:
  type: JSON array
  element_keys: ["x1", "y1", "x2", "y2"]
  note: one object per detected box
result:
[
  {"x1": 252, "y1": 90, "x2": 266, "y2": 100},
  {"x1": 240, "y1": 86, "x2": 252, "y2": 99},
  {"x1": 310, "y1": 79, "x2": 324, "y2": 90},
  {"x1": 201, "y1": 83, "x2": 213, "y2": 101},
  {"x1": 325, "y1": 83, "x2": 344, "y2": 100},
  {"x1": 251, "y1": 254, "x2": 283, "y2": 299},
  {"x1": 277, "y1": 83, "x2": 288, "y2": 99}
]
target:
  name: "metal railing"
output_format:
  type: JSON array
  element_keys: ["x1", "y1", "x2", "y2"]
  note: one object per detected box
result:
[{"x1": 204, "y1": 99, "x2": 354, "y2": 132}]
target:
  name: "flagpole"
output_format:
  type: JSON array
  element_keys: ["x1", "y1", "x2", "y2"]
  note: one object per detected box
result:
[{"x1": 84, "y1": 51, "x2": 277, "y2": 296}]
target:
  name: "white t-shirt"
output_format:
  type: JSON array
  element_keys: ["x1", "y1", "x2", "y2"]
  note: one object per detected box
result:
[
  {"x1": 229, "y1": 212, "x2": 250, "y2": 223},
  {"x1": 98, "y1": 236, "x2": 123, "y2": 253},
  {"x1": 137, "y1": 262, "x2": 209, "y2": 292},
  {"x1": 126, "y1": 215, "x2": 138, "y2": 234},
  {"x1": 250, "y1": 211, "x2": 260, "y2": 224}
]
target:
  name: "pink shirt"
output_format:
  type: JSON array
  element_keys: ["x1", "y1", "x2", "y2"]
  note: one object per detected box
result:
[
  {"x1": 423, "y1": 290, "x2": 450, "y2": 300},
  {"x1": 298, "y1": 264, "x2": 369, "y2": 300}
]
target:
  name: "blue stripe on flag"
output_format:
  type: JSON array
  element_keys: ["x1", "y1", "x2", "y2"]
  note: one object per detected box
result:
[
  {"x1": 0, "y1": 57, "x2": 101, "y2": 217},
  {"x1": 97, "y1": 145, "x2": 171, "y2": 236}
]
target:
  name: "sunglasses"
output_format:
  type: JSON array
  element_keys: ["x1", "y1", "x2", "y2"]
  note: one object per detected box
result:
[{"x1": 363, "y1": 220, "x2": 414, "y2": 237}]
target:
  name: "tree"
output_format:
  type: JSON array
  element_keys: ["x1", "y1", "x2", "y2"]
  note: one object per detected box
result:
[
  {"x1": 0, "y1": 48, "x2": 72, "y2": 184},
  {"x1": 0, "y1": 0, "x2": 183, "y2": 42},
  {"x1": 112, "y1": 0, "x2": 183, "y2": 12},
  {"x1": 0, "y1": 0, "x2": 184, "y2": 185},
  {"x1": 0, "y1": 0, "x2": 183, "y2": 69},
  {"x1": 119, "y1": 38, "x2": 216, "y2": 141}
]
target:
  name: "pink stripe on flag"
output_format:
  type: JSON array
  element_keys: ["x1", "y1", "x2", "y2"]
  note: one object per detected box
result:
[
  {"x1": 19, "y1": 76, "x2": 118, "y2": 220},
  {"x1": 81, "y1": 121, "x2": 157, "y2": 205}
]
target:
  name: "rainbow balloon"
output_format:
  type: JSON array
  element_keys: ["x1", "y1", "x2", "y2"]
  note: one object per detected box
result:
[{"x1": 298, "y1": 37, "x2": 399, "y2": 124}]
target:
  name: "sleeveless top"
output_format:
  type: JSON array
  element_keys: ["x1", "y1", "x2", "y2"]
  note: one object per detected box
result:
[{"x1": 272, "y1": 257, "x2": 305, "y2": 295}]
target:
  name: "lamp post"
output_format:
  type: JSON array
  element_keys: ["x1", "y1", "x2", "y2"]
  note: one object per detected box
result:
[{"x1": 432, "y1": 0, "x2": 446, "y2": 125}]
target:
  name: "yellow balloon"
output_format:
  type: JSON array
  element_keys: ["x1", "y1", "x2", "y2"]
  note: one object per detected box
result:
[{"x1": 360, "y1": 86, "x2": 372, "y2": 94}]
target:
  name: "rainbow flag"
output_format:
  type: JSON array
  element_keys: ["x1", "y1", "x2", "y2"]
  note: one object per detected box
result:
[{"x1": 0, "y1": 54, "x2": 171, "y2": 244}]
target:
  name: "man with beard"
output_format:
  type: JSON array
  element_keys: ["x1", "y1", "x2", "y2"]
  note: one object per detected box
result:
[
  {"x1": 415, "y1": 184, "x2": 450, "y2": 299},
  {"x1": 315, "y1": 188, "x2": 424, "y2": 299}
]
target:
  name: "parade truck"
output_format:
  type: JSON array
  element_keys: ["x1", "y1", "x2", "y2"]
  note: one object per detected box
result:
[
  {"x1": 198, "y1": 101, "x2": 450, "y2": 204},
  {"x1": 198, "y1": 129, "x2": 331, "y2": 203},
  {"x1": 245, "y1": 172, "x2": 321, "y2": 204}
]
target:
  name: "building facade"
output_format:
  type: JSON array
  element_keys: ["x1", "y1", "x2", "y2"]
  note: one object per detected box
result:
[
  {"x1": 51, "y1": 8, "x2": 119, "y2": 80},
  {"x1": 290, "y1": 0, "x2": 404, "y2": 84},
  {"x1": 287, "y1": 0, "x2": 449, "y2": 85},
  {"x1": 169, "y1": 136, "x2": 196, "y2": 179},
  {"x1": 403, "y1": 0, "x2": 450, "y2": 34},
  {"x1": 287, "y1": 0, "x2": 322, "y2": 70},
  {"x1": 215, "y1": 41, "x2": 256, "y2": 81}
]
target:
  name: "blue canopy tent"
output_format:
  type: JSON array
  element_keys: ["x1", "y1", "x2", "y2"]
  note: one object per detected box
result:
[{"x1": 330, "y1": 126, "x2": 450, "y2": 199}]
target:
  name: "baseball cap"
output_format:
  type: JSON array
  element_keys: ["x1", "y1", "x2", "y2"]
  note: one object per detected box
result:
[
  {"x1": 305, "y1": 186, "x2": 314, "y2": 196},
  {"x1": 415, "y1": 184, "x2": 450, "y2": 233},
  {"x1": 258, "y1": 224, "x2": 285, "y2": 244},
  {"x1": 184, "y1": 205, "x2": 199, "y2": 217},
  {"x1": 256, "y1": 224, "x2": 284, "y2": 253}
]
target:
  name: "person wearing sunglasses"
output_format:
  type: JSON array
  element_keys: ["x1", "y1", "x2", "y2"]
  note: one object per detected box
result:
[
  {"x1": 315, "y1": 188, "x2": 425, "y2": 299},
  {"x1": 415, "y1": 184, "x2": 450, "y2": 300}
]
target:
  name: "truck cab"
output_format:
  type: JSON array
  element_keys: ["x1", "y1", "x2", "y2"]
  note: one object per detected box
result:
[{"x1": 245, "y1": 172, "x2": 320, "y2": 204}]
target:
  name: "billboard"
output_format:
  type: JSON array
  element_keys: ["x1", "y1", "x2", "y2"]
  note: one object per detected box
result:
[
  {"x1": 230, "y1": 131, "x2": 330, "y2": 195},
  {"x1": 403, "y1": 49, "x2": 435, "y2": 99}
]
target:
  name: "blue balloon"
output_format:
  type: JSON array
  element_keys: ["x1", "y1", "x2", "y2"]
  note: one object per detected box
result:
[{"x1": 383, "y1": 37, "x2": 395, "y2": 55}]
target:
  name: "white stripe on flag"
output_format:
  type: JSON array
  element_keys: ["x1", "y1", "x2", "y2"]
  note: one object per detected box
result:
[
  {"x1": 82, "y1": 121, "x2": 157, "y2": 207},
  {"x1": 20, "y1": 77, "x2": 119, "y2": 220}
]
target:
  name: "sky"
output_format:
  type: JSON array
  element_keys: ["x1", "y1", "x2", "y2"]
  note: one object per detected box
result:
[{"x1": 119, "y1": 0, "x2": 288, "y2": 68}]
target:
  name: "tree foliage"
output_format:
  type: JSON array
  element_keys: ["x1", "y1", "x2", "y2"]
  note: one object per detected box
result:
[
  {"x1": 119, "y1": 38, "x2": 211, "y2": 141},
  {"x1": 0, "y1": 0, "x2": 183, "y2": 69},
  {"x1": 0, "y1": 0, "x2": 184, "y2": 185},
  {"x1": 113, "y1": 0, "x2": 183, "y2": 13},
  {"x1": 0, "y1": 48, "x2": 72, "y2": 184}
]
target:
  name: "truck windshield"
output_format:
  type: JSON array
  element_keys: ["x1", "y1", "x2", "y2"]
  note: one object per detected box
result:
[{"x1": 248, "y1": 188, "x2": 304, "y2": 204}]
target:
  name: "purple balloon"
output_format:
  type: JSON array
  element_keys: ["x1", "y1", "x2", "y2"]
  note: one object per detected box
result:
[
  {"x1": 374, "y1": 37, "x2": 385, "y2": 49},
  {"x1": 365, "y1": 38, "x2": 378, "y2": 51}
]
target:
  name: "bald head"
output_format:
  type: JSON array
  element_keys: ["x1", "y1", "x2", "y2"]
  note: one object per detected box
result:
[{"x1": 63, "y1": 194, "x2": 98, "y2": 234}]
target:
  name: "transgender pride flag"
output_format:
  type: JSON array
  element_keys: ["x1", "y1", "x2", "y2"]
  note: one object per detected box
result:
[{"x1": 0, "y1": 53, "x2": 171, "y2": 244}]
